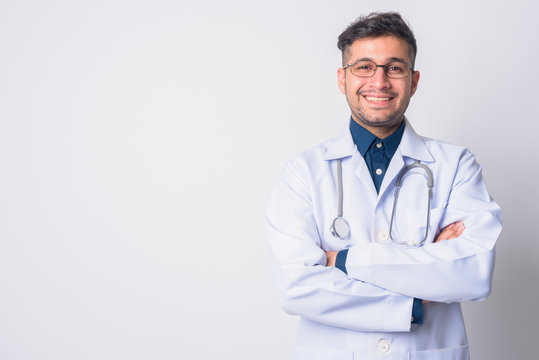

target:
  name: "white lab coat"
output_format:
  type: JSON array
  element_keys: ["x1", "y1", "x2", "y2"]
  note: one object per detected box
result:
[{"x1": 266, "y1": 120, "x2": 502, "y2": 360}]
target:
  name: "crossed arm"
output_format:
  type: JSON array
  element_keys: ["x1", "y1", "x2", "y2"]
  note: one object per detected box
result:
[
  {"x1": 325, "y1": 221, "x2": 465, "y2": 267},
  {"x1": 325, "y1": 221, "x2": 465, "y2": 309}
]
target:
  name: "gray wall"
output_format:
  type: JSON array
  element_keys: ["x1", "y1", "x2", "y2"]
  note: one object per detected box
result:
[{"x1": 0, "y1": 0, "x2": 537, "y2": 359}]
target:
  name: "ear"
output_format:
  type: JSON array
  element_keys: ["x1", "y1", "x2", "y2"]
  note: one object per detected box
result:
[
  {"x1": 337, "y1": 67, "x2": 346, "y2": 94},
  {"x1": 410, "y1": 70, "x2": 420, "y2": 96}
]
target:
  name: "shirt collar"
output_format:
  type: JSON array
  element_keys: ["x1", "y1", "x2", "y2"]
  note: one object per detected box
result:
[
  {"x1": 349, "y1": 118, "x2": 377, "y2": 156},
  {"x1": 382, "y1": 120, "x2": 405, "y2": 157},
  {"x1": 349, "y1": 117, "x2": 405, "y2": 158},
  {"x1": 323, "y1": 117, "x2": 434, "y2": 162}
]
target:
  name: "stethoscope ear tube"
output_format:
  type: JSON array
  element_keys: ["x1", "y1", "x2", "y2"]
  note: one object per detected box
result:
[
  {"x1": 336, "y1": 159, "x2": 343, "y2": 218},
  {"x1": 331, "y1": 159, "x2": 351, "y2": 239}
]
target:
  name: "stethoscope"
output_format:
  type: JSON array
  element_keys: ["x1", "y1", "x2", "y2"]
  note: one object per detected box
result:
[{"x1": 330, "y1": 158, "x2": 434, "y2": 246}]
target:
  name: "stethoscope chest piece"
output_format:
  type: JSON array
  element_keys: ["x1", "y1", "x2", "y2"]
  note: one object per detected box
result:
[{"x1": 331, "y1": 216, "x2": 350, "y2": 240}]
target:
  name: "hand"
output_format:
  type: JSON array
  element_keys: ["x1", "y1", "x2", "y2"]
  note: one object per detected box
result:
[
  {"x1": 435, "y1": 221, "x2": 465, "y2": 243},
  {"x1": 325, "y1": 251, "x2": 338, "y2": 267}
]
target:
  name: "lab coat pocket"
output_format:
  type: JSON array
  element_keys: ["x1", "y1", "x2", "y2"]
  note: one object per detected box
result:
[
  {"x1": 292, "y1": 346, "x2": 354, "y2": 360},
  {"x1": 404, "y1": 206, "x2": 446, "y2": 245},
  {"x1": 408, "y1": 344, "x2": 469, "y2": 359}
]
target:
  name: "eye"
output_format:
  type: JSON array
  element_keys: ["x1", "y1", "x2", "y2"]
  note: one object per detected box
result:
[
  {"x1": 386, "y1": 64, "x2": 405, "y2": 74},
  {"x1": 352, "y1": 61, "x2": 375, "y2": 74}
]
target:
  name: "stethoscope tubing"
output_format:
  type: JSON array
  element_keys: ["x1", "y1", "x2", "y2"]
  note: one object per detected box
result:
[
  {"x1": 389, "y1": 161, "x2": 434, "y2": 246},
  {"x1": 330, "y1": 158, "x2": 351, "y2": 240},
  {"x1": 331, "y1": 159, "x2": 434, "y2": 246}
]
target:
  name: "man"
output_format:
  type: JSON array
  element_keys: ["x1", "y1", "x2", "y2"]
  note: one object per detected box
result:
[{"x1": 266, "y1": 12, "x2": 502, "y2": 360}]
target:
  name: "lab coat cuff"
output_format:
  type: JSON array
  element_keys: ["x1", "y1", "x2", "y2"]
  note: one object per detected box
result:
[
  {"x1": 345, "y1": 245, "x2": 373, "y2": 270},
  {"x1": 384, "y1": 294, "x2": 414, "y2": 332},
  {"x1": 335, "y1": 249, "x2": 349, "y2": 274}
]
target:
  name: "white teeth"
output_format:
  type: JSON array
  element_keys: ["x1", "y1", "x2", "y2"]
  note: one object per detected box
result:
[{"x1": 366, "y1": 96, "x2": 391, "y2": 101}]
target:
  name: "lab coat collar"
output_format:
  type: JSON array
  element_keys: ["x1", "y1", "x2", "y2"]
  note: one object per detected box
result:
[
  {"x1": 322, "y1": 117, "x2": 434, "y2": 162},
  {"x1": 399, "y1": 118, "x2": 434, "y2": 163},
  {"x1": 322, "y1": 127, "x2": 356, "y2": 160}
]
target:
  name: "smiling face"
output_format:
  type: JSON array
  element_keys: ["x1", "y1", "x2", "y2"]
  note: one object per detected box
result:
[{"x1": 337, "y1": 35, "x2": 420, "y2": 138}]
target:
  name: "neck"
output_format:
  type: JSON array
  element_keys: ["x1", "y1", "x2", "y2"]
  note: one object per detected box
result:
[{"x1": 351, "y1": 116, "x2": 404, "y2": 139}]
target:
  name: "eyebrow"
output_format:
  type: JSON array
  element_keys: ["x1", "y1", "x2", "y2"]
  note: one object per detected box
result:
[{"x1": 349, "y1": 57, "x2": 410, "y2": 65}]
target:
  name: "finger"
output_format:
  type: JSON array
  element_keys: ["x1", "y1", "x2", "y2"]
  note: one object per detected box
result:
[
  {"x1": 435, "y1": 221, "x2": 465, "y2": 242},
  {"x1": 441, "y1": 221, "x2": 464, "y2": 241},
  {"x1": 435, "y1": 224, "x2": 454, "y2": 242},
  {"x1": 436, "y1": 225, "x2": 457, "y2": 242}
]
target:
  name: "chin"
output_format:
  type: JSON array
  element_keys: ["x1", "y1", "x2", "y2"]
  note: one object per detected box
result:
[{"x1": 355, "y1": 113, "x2": 403, "y2": 128}]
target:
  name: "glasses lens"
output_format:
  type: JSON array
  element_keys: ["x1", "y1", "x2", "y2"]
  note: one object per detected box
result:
[
  {"x1": 349, "y1": 61, "x2": 376, "y2": 77},
  {"x1": 384, "y1": 62, "x2": 410, "y2": 78},
  {"x1": 348, "y1": 60, "x2": 411, "y2": 78}
]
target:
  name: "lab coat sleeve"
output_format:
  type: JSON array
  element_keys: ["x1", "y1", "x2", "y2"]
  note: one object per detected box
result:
[
  {"x1": 343, "y1": 150, "x2": 502, "y2": 303},
  {"x1": 267, "y1": 159, "x2": 415, "y2": 332}
]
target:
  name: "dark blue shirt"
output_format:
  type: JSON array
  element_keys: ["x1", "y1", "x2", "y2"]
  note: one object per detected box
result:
[
  {"x1": 350, "y1": 118, "x2": 405, "y2": 192},
  {"x1": 335, "y1": 118, "x2": 423, "y2": 324}
]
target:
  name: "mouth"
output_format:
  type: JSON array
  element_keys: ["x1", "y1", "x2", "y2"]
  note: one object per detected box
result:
[{"x1": 362, "y1": 95, "x2": 395, "y2": 104}]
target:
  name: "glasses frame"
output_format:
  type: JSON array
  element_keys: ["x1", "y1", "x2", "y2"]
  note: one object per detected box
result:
[{"x1": 343, "y1": 60, "x2": 414, "y2": 79}]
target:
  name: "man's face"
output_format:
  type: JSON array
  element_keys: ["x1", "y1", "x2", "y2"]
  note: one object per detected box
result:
[{"x1": 337, "y1": 36, "x2": 420, "y2": 133}]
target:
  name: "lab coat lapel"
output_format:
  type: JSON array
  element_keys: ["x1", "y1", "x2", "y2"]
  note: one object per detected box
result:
[
  {"x1": 353, "y1": 152, "x2": 378, "y2": 198},
  {"x1": 378, "y1": 119, "x2": 434, "y2": 197},
  {"x1": 379, "y1": 151, "x2": 405, "y2": 197},
  {"x1": 323, "y1": 126, "x2": 378, "y2": 198},
  {"x1": 398, "y1": 120, "x2": 434, "y2": 163}
]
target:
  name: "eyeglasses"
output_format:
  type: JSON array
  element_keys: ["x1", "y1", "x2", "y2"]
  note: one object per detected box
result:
[{"x1": 343, "y1": 60, "x2": 414, "y2": 79}]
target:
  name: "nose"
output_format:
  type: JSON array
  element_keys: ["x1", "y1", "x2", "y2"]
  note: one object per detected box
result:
[{"x1": 369, "y1": 66, "x2": 391, "y2": 89}]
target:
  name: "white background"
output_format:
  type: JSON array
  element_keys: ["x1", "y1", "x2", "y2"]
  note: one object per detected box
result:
[{"x1": 0, "y1": 0, "x2": 537, "y2": 359}]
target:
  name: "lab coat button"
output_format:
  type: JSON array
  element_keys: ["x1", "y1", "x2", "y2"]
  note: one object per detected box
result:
[
  {"x1": 376, "y1": 168, "x2": 383, "y2": 175},
  {"x1": 378, "y1": 230, "x2": 389, "y2": 242},
  {"x1": 378, "y1": 339, "x2": 390, "y2": 353}
]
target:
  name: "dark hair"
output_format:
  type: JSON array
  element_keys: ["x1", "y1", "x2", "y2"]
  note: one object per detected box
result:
[{"x1": 337, "y1": 12, "x2": 417, "y2": 67}]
